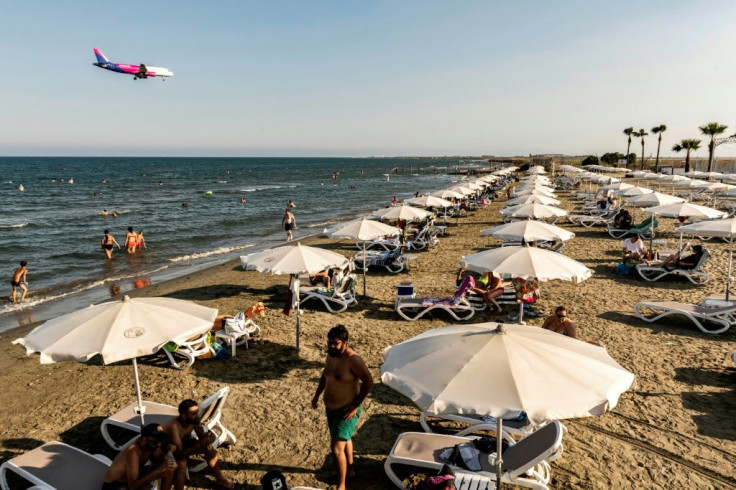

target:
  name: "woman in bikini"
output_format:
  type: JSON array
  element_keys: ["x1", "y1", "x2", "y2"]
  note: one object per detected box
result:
[
  {"x1": 482, "y1": 273, "x2": 507, "y2": 314},
  {"x1": 101, "y1": 229, "x2": 121, "y2": 260},
  {"x1": 125, "y1": 227, "x2": 138, "y2": 253}
]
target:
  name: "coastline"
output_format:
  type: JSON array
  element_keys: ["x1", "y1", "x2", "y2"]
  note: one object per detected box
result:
[{"x1": 2, "y1": 190, "x2": 735, "y2": 489}]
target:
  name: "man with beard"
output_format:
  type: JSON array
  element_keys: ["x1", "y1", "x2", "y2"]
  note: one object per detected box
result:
[
  {"x1": 102, "y1": 423, "x2": 176, "y2": 490},
  {"x1": 161, "y1": 399, "x2": 234, "y2": 490},
  {"x1": 311, "y1": 325, "x2": 374, "y2": 490}
]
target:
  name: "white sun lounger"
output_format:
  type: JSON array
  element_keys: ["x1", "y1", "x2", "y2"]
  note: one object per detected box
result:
[
  {"x1": 396, "y1": 277, "x2": 475, "y2": 321},
  {"x1": 0, "y1": 441, "x2": 113, "y2": 490},
  {"x1": 635, "y1": 249, "x2": 711, "y2": 284},
  {"x1": 101, "y1": 387, "x2": 236, "y2": 472},
  {"x1": 299, "y1": 274, "x2": 358, "y2": 313},
  {"x1": 384, "y1": 420, "x2": 563, "y2": 490},
  {"x1": 159, "y1": 329, "x2": 214, "y2": 370},
  {"x1": 633, "y1": 300, "x2": 736, "y2": 334}
]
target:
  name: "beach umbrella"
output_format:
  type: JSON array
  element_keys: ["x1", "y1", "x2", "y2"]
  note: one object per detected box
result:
[
  {"x1": 643, "y1": 202, "x2": 726, "y2": 221},
  {"x1": 674, "y1": 179, "x2": 709, "y2": 189},
  {"x1": 615, "y1": 186, "x2": 653, "y2": 197},
  {"x1": 678, "y1": 218, "x2": 736, "y2": 300},
  {"x1": 600, "y1": 182, "x2": 634, "y2": 191},
  {"x1": 625, "y1": 192, "x2": 684, "y2": 208},
  {"x1": 405, "y1": 195, "x2": 454, "y2": 209},
  {"x1": 684, "y1": 170, "x2": 705, "y2": 177},
  {"x1": 481, "y1": 220, "x2": 575, "y2": 242},
  {"x1": 241, "y1": 243, "x2": 349, "y2": 350},
  {"x1": 381, "y1": 322, "x2": 635, "y2": 489},
  {"x1": 512, "y1": 187, "x2": 557, "y2": 198},
  {"x1": 505, "y1": 194, "x2": 561, "y2": 206},
  {"x1": 431, "y1": 189, "x2": 464, "y2": 200},
  {"x1": 516, "y1": 183, "x2": 556, "y2": 194},
  {"x1": 461, "y1": 245, "x2": 591, "y2": 283},
  {"x1": 630, "y1": 171, "x2": 654, "y2": 178},
  {"x1": 449, "y1": 185, "x2": 475, "y2": 196},
  {"x1": 324, "y1": 218, "x2": 400, "y2": 296},
  {"x1": 500, "y1": 203, "x2": 568, "y2": 220},
  {"x1": 372, "y1": 204, "x2": 431, "y2": 222},
  {"x1": 13, "y1": 295, "x2": 217, "y2": 426}
]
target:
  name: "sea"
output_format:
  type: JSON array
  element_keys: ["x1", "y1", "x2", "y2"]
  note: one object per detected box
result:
[{"x1": 0, "y1": 157, "x2": 488, "y2": 332}]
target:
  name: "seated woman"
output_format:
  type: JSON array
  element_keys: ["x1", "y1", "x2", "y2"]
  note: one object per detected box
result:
[
  {"x1": 309, "y1": 267, "x2": 341, "y2": 288},
  {"x1": 613, "y1": 209, "x2": 633, "y2": 229},
  {"x1": 649, "y1": 245, "x2": 704, "y2": 270}
]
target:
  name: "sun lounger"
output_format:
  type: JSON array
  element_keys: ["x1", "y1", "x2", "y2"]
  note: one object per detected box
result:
[
  {"x1": 353, "y1": 247, "x2": 410, "y2": 273},
  {"x1": 101, "y1": 387, "x2": 236, "y2": 472},
  {"x1": 0, "y1": 441, "x2": 113, "y2": 490},
  {"x1": 567, "y1": 209, "x2": 618, "y2": 227},
  {"x1": 396, "y1": 276, "x2": 475, "y2": 321},
  {"x1": 633, "y1": 299, "x2": 736, "y2": 334},
  {"x1": 159, "y1": 329, "x2": 214, "y2": 370},
  {"x1": 356, "y1": 236, "x2": 401, "y2": 251},
  {"x1": 607, "y1": 216, "x2": 659, "y2": 239},
  {"x1": 635, "y1": 249, "x2": 711, "y2": 284},
  {"x1": 299, "y1": 273, "x2": 358, "y2": 313},
  {"x1": 384, "y1": 420, "x2": 563, "y2": 490}
]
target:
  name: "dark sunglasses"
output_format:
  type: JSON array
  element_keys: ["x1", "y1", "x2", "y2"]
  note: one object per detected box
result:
[{"x1": 556, "y1": 314, "x2": 566, "y2": 319}]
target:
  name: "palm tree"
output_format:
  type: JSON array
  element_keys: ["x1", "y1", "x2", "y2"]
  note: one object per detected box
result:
[
  {"x1": 623, "y1": 127, "x2": 634, "y2": 168},
  {"x1": 672, "y1": 139, "x2": 702, "y2": 174},
  {"x1": 632, "y1": 129, "x2": 648, "y2": 170},
  {"x1": 651, "y1": 124, "x2": 667, "y2": 172},
  {"x1": 699, "y1": 122, "x2": 728, "y2": 172}
]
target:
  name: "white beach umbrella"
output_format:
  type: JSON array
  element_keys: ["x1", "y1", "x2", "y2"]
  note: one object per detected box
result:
[
  {"x1": 701, "y1": 171, "x2": 725, "y2": 180},
  {"x1": 500, "y1": 203, "x2": 568, "y2": 220},
  {"x1": 678, "y1": 218, "x2": 736, "y2": 299},
  {"x1": 625, "y1": 192, "x2": 685, "y2": 208},
  {"x1": 615, "y1": 186, "x2": 654, "y2": 197},
  {"x1": 659, "y1": 174, "x2": 690, "y2": 183},
  {"x1": 513, "y1": 187, "x2": 557, "y2": 198},
  {"x1": 406, "y1": 195, "x2": 454, "y2": 209},
  {"x1": 241, "y1": 243, "x2": 349, "y2": 349},
  {"x1": 630, "y1": 171, "x2": 654, "y2": 178},
  {"x1": 517, "y1": 183, "x2": 556, "y2": 193},
  {"x1": 481, "y1": 220, "x2": 575, "y2": 242},
  {"x1": 643, "y1": 202, "x2": 726, "y2": 220},
  {"x1": 600, "y1": 182, "x2": 634, "y2": 191},
  {"x1": 674, "y1": 179, "x2": 709, "y2": 189},
  {"x1": 432, "y1": 189, "x2": 464, "y2": 200},
  {"x1": 505, "y1": 194, "x2": 561, "y2": 206},
  {"x1": 14, "y1": 295, "x2": 217, "y2": 425},
  {"x1": 462, "y1": 182, "x2": 484, "y2": 191},
  {"x1": 381, "y1": 322, "x2": 634, "y2": 488},
  {"x1": 461, "y1": 246, "x2": 591, "y2": 282},
  {"x1": 372, "y1": 204, "x2": 431, "y2": 222},
  {"x1": 449, "y1": 185, "x2": 475, "y2": 196},
  {"x1": 684, "y1": 170, "x2": 705, "y2": 177},
  {"x1": 325, "y1": 218, "x2": 400, "y2": 296}
]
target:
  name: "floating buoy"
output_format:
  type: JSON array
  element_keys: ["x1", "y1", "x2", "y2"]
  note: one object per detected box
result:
[{"x1": 204, "y1": 191, "x2": 213, "y2": 196}]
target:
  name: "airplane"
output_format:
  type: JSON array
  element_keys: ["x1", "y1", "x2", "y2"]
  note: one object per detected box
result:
[{"x1": 92, "y1": 48, "x2": 173, "y2": 80}]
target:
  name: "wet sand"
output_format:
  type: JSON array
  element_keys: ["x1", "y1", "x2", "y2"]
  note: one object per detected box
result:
[{"x1": 1, "y1": 185, "x2": 735, "y2": 489}]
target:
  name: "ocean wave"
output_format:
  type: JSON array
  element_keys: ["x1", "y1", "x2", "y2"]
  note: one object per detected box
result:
[
  {"x1": 0, "y1": 222, "x2": 29, "y2": 229},
  {"x1": 0, "y1": 266, "x2": 170, "y2": 316},
  {"x1": 240, "y1": 185, "x2": 287, "y2": 192},
  {"x1": 168, "y1": 243, "x2": 255, "y2": 263}
]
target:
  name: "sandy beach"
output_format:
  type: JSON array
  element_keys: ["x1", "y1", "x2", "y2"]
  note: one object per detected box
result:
[{"x1": 1, "y1": 185, "x2": 735, "y2": 490}]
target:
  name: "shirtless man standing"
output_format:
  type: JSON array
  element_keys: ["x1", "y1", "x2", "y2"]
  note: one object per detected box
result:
[
  {"x1": 541, "y1": 306, "x2": 576, "y2": 338},
  {"x1": 311, "y1": 325, "x2": 374, "y2": 490},
  {"x1": 282, "y1": 209, "x2": 296, "y2": 242},
  {"x1": 101, "y1": 423, "x2": 176, "y2": 490},
  {"x1": 161, "y1": 399, "x2": 234, "y2": 490},
  {"x1": 10, "y1": 260, "x2": 28, "y2": 302}
]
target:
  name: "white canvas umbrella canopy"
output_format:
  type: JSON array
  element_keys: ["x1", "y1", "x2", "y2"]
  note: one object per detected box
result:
[
  {"x1": 678, "y1": 218, "x2": 736, "y2": 299},
  {"x1": 381, "y1": 322, "x2": 635, "y2": 488},
  {"x1": 643, "y1": 202, "x2": 726, "y2": 220},
  {"x1": 684, "y1": 170, "x2": 705, "y2": 177},
  {"x1": 481, "y1": 220, "x2": 574, "y2": 242},
  {"x1": 615, "y1": 186, "x2": 653, "y2": 197},
  {"x1": 461, "y1": 246, "x2": 591, "y2": 283},
  {"x1": 625, "y1": 191, "x2": 685, "y2": 208},
  {"x1": 674, "y1": 179, "x2": 709, "y2": 189},
  {"x1": 372, "y1": 204, "x2": 431, "y2": 222},
  {"x1": 241, "y1": 243, "x2": 349, "y2": 349},
  {"x1": 517, "y1": 183, "x2": 556, "y2": 194},
  {"x1": 432, "y1": 189, "x2": 464, "y2": 200},
  {"x1": 405, "y1": 195, "x2": 454, "y2": 208},
  {"x1": 449, "y1": 185, "x2": 475, "y2": 196},
  {"x1": 500, "y1": 203, "x2": 568, "y2": 220},
  {"x1": 630, "y1": 171, "x2": 654, "y2": 178},
  {"x1": 505, "y1": 194, "x2": 561, "y2": 206},
  {"x1": 512, "y1": 187, "x2": 557, "y2": 198},
  {"x1": 14, "y1": 295, "x2": 217, "y2": 425},
  {"x1": 600, "y1": 182, "x2": 634, "y2": 191},
  {"x1": 325, "y1": 218, "x2": 400, "y2": 296}
]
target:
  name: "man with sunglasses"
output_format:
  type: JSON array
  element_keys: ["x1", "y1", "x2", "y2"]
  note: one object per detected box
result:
[
  {"x1": 541, "y1": 306, "x2": 576, "y2": 338},
  {"x1": 161, "y1": 399, "x2": 234, "y2": 490},
  {"x1": 102, "y1": 423, "x2": 176, "y2": 490}
]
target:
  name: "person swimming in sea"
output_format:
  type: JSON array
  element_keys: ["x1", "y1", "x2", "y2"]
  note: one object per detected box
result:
[{"x1": 101, "y1": 209, "x2": 108, "y2": 217}]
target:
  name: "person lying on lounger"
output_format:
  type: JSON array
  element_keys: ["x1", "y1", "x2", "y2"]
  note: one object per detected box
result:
[
  {"x1": 647, "y1": 244, "x2": 704, "y2": 270},
  {"x1": 162, "y1": 400, "x2": 234, "y2": 490},
  {"x1": 456, "y1": 267, "x2": 506, "y2": 313},
  {"x1": 102, "y1": 423, "x2": 176, "y2": 490}
]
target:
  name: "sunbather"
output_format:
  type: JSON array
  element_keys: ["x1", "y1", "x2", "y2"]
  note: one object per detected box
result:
[
  {"x1": 102, "y1": 423, "x2": 176, "y2": 490},
  {"x1": 622, "y1": 234, "x2": 648, "y2": 263},
  {"x1": 541, "y1": 306, "x2": 576, "y2": 338},
  {"x1": 613, "y1": 209, "x2": 633, "y2": 229},
  {"x1": 457, "y1": 268, "x2": 505, "y2": 313},
  {"x1": 648, "y1": 244, "x2": 704, "y2": 270},
  {"x1": 162, "y1": 400, "x2": 235, "y2": 490}
]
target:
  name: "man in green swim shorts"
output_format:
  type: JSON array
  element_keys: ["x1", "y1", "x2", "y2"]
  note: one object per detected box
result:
[{"x1": 312, "y1": 325, "x2": 373, "y2": 490}]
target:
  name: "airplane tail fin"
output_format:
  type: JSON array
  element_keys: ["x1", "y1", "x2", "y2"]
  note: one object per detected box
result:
[{"x1": 93, "y1": 48, "x2": 109, "y2": 64}]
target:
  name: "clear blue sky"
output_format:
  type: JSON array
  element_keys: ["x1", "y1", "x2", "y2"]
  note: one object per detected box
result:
[{"x1": 3, "y1": 1, "x2": 736, "y2": 157}]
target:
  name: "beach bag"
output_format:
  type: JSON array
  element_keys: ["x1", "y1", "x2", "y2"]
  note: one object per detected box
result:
[
  {"x1": 439, "y1": 442, "x2": 481, "y2": 471},
  {"x1": 224, "y1": 311, "x2": 247, "y2": 335},
  {"x1": 615, "y1": 263, "x2": 634, "y2": 276},
  {"x1": 473, "y1": 435, "x2": 510, "y2": 455},
  {"x1": 261, "y1": 470, "x2": 287, "y2": 490}
]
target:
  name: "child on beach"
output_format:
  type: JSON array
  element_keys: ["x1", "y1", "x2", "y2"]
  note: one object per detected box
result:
[{"x1": 10, "y1": 261, "x2": 28, "y2": 302}]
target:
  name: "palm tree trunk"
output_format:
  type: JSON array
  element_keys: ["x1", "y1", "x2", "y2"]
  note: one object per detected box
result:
[
  {"x1": 625, "y1": 139, "x2": 631, "y2": 168},
  {"x1": 707, "y1": 139, "x2": 715, "y2": 172},
  {"x1": 685, "y1": 150, "x2": 691, "y2": 174},
  {"x1": 655, "y1": 135, "x2": 662, "y2": 172},
  {"x1": 640, "y1": 140, "x2": 645, "y2": 170}
]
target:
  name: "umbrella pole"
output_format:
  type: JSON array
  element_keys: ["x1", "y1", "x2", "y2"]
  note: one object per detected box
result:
[
  {"x1": 295, "y1": 277, "x2": 301, "y2": 351},
  {"x1": 518, "y1": 301, "x2": 524, "y2": 324},
  {"x1": 496, "y1": 417, "x2": 504, "y2": 489},
  {"x1": 727, "y1": 237, "x2": 733, "y2": 301},
  {"x1": 133, "y1": 357, "x2": 146, "y2": 426},
  {"x1": 363, "y1": 243, "x2": 367, "y2": 297}
]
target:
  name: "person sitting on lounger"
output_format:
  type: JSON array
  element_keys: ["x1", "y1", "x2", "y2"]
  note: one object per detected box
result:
[
  {"x1": 613, "y1": 209, "x2": 633, "y2": 229},
  {"x1": 649, "y1": 244, "x2": 704, "y2": 270},
  {"x1": 457, "y1": 268, "x2": 506, "y2": 314},
  {"x1": 541, "y1": 306, "x2": 576, "y2": 338},
  {"x1": 622, "y1": 234, "x2": 648, "y2": 263},
  {"x1": 162, "y1": 400, "x2": 234, "y2": 490},
  {"x1": 102, "y1": 423, "x2": 176, "y2": 490},
  {"x1": 310, "y1": 268, "x2": 333, "y2": 288}
]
